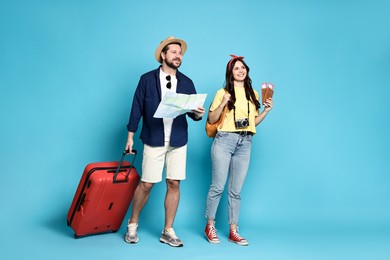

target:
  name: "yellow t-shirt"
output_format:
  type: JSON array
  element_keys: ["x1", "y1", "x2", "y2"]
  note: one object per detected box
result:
[{"x1": 210, "y1": 87, "x2": 259, "y2": 134}]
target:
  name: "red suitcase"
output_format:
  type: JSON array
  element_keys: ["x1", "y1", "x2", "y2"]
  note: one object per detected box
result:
[{"x1": 67, "y1": 150, "x2": 140, "y2": 238}]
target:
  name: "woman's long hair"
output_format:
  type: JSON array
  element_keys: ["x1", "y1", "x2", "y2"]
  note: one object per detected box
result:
[{"x1": 224, "y1": 59, "x2": 260, "y2": 111}]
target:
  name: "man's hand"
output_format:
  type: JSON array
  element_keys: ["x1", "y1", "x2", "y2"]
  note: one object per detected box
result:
[
  {"x1": 192, "y1": 106, "x2": 205, "y2": 119},
  {"x1": 125, "y1": 132, "x2": 135, "y2": 154}
]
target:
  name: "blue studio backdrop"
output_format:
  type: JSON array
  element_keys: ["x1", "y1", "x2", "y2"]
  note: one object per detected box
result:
[{"x1": 1, "y1": 0, "x2": 389, "y2": 259}]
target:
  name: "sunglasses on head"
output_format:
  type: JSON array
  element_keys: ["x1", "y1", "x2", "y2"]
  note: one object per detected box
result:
[{"x1": 166, "y1": 75, "x2": 172, "y2": 89}]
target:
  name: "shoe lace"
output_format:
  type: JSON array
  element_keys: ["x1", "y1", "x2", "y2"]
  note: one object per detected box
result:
[
  {"x1": 231, "y1": 227, "x2": 244, "y2": 240},
  {"x1": 208, "y1": 225, "x2": 218, "y2": 238},
  {"x1": 166, "y1": 228, "x2": 178, "y2": 239},
  {"x1": 128, "y1": 224, "x2": 137, "y2": 236}
]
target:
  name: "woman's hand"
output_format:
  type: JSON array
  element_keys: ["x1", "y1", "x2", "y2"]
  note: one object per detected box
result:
[
  {"x1": 208, "y1": 92, "x2": 231, "y2": 124},
  {"x1": 264, "y1": 98, "x2": 273, "y2": 112},
  {"x1": 221, "y1": 92, "x2": 231, "y2": 107}
]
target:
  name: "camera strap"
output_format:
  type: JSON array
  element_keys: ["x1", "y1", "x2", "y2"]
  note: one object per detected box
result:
[{"x1": 233, "y1": 100, "x2": 250, "y2": 123}]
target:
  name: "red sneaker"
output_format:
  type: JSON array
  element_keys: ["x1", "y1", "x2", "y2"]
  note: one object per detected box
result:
[
  {"x1": 205, "y1": 224, "x2": 220, "y2": 244},
  {"x1": 229, "y1": 227, "x2": 249, "y2": 246}
]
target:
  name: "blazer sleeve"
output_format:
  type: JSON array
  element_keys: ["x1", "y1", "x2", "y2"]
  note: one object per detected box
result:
[{"x1": 127, "y1": 77, "x2": 145, "y2": 133}]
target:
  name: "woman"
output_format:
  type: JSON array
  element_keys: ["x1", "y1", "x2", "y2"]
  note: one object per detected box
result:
[{"x1": 204, "y1": 54, "x2": 273, "y2": 246}]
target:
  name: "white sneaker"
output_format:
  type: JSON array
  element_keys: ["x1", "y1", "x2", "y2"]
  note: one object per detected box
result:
[
  {"x1": 124, "y1": 223, "x2": 139, "y2": 244},
  {"x1": 159, "y1": 228, "x2": 183, "y2": 247}
]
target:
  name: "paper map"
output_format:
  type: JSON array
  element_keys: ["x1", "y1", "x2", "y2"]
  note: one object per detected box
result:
[{"x1": 153, "y1": 92, "x2": 207, "y2": 118}]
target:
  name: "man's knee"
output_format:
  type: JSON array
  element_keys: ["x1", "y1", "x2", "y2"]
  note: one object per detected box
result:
[
  {"x1": 139, "y1": 181, "x2": 154, "y2": 192},
  {"x1": 166, "y1": 179, "x2": 180, "y2": 192}
]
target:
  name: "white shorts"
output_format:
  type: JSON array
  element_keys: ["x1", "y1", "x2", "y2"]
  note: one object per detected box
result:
[{"x1": 141, "y1": 142, "x2": 187, "y2": 183}]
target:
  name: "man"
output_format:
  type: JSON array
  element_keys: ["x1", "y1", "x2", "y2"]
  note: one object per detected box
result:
[{"x1": 124, "y1": 36, "x2": 205, "y2": 247}]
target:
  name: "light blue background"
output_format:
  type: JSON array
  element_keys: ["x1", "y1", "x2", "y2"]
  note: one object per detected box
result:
[{"x1": 1, "y1": 0, "x2": 389, "y2": 259}]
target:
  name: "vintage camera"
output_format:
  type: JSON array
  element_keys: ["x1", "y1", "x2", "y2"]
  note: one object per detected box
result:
[{"x1": 235, "y1": 118, "x2": 249, "y2": 129}]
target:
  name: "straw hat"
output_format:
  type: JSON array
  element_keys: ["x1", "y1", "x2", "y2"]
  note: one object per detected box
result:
[{"x1": 154, "y1": 36, "x2": 187, "y2": 63}]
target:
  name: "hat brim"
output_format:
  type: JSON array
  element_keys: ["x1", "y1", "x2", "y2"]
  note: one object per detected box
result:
[{"x1": 155, "y1": 37, "x2": 187, "y2": 63}]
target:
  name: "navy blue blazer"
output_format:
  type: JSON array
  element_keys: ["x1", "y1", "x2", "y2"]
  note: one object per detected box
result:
[{"x1": 127, "y1": 67, "x2": 201, "y2": 147}]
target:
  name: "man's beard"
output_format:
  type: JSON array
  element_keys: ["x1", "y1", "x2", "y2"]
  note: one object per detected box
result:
[{"x1": 165, "y1": 58, "x2": 181, "y2": 69}]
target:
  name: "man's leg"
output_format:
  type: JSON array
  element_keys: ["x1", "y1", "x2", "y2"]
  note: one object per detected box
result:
[
  {"x1": 164, "y1": 179, "x2": 180, "y2": 230},
  {"x1": 125, "y1": 143, "x2": 165, "y2": 244},
  {"x1": 130, "y1": 143, "x2": 165, "y2": 223},
  {"x1": 164, "y1": 144, "x2": 186, "y2": 230},
  {"x1": 159, "y1": 145, "x2": 185, "y2": 247},
  {"x1": 124, "y1": 181, "x2": 154, "y2": 244},
  {"x1": 130, "y1": 181, "x2": 154, "y2": 224},
  {"x1": 159, "y1": 179, "x2": 183, "y2": 247}
]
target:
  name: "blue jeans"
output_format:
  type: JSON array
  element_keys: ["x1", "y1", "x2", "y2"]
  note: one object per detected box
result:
[{"x1": 205, "y1": 132, "x2": 252, "y2": 225}]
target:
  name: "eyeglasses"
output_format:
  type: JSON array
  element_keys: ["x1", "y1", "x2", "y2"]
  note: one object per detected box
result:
[{"x1": 166, "y1": 75, "x2": 171, "y2": 89}]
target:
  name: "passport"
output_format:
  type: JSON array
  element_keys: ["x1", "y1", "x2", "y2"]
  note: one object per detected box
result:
[{"x1": 261, "y1": 83, "x2": 274, "y2": 105}]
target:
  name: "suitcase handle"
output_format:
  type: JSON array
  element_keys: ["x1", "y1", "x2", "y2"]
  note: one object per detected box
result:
[{"x1": 113, "y1": 149, "x2": 137, "y2": 183}]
